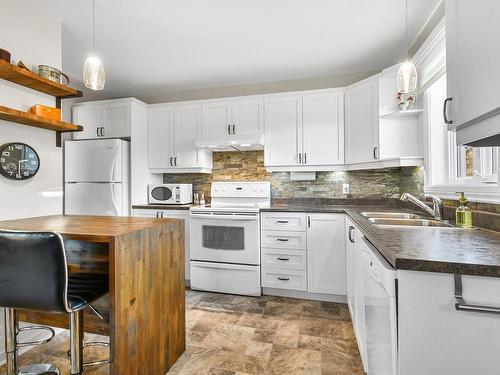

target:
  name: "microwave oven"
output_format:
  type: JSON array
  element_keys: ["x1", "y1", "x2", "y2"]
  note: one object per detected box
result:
[{"x1": 148, "y1": 184, "x2": 193, "y2": 204}]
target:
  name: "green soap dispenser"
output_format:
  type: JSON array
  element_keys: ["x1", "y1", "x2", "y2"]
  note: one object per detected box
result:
[{"x1": 456, "y1": 192, "x2": 472, "y2": 228}]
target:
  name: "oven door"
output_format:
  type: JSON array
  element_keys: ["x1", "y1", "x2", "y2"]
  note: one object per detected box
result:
[{"x1": 190, "y1": 212, "x2": 260, "y2": 265}]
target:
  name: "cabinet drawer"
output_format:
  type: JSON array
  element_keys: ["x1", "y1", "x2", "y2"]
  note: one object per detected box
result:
[
  {"x1": 261, "y1": 230, "x2": 306, "y2": 250},
  {"x1": 261, "y1": 268, "x2": 307, "y2": 291},
  {"x1": 262, "y1": 248, "x2": 306, "y2": 270},
  {"x1": 261, "y1": 212, "x2": 307, "y2": 231}
]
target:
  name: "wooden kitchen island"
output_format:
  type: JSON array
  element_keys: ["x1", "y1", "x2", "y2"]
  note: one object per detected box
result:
[{"x1": 0, "y1": 215, "x2": 185, "y2": 375}]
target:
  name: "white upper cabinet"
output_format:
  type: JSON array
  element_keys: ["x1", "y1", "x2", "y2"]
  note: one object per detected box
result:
[
  {"x1": 307, "y1": 213, "x2": 346, "y2": 295},
  {"x1": 73, "y1": 99, "x2": 133, "y2": 140},
  {"x1": 201, "y1": 98, "x2": 263, "y2": 140},
  {"x1": 148, "y1": 106, "x2": 174, "y2": 169},
  {"x1": 101, "y1": 102, "x2": 131, "y2": 139},
  {"x1": 264, "y1": 95, "x2": 302, "y2": 167},
  {"x1": 264, "y1": 89, "x2": 344, "y2": 171},
  {"x1": 72, "y1": 104, "x2": 101, "y2": 140},
  {"x1": 231, "y1": 99, "x2": 263, "y2": 136},
  {"x1": 201, "y1": 102, "x2": 232, "y2": 138},
  {"x1": 302, "y1": 91, "x2": 344, "y2": 165},
  {"x1": 445, "y1": 0, "x2": 500, "y2": 145},
  {"x1": 148, "y1": 104, "x2": 212, "y2": 173},
  {"x1": 345, "y1": 76, "x2": 379, "y2": 164}
]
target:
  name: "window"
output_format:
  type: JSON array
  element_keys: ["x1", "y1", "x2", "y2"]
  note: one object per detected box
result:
[{"x1": 424, "y1": 73, "x2": 500, "y2": 200}]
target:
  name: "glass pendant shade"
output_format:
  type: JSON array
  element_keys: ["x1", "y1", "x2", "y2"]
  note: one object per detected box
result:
[
  {"x1": 83, "y1": 55, "x2": 105, "y2": 90},
  {"x1": 397, "y1": 61, "x2": 417, "y2": 94}
]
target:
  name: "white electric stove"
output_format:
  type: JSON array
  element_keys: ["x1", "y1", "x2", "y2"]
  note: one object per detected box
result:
[{"x1": 189, "y1": 182, "x2": 271, "y2": 296}]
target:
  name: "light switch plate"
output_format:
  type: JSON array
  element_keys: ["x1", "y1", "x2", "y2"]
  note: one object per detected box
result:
[{"x1": 343, "y1": 183, "x2": 350, "y2": 194}]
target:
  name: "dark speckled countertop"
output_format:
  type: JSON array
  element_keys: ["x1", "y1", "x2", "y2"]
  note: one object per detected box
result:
[
  {"x1": 132, "y1": 204, "x2": 194, "y2": 210},
  {"x1": 263, "y1": 204, "x2": 500, "y2": 277}
]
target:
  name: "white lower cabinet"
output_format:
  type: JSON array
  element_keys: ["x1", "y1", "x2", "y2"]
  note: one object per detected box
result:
[
  {"x1": 307, "y1": 214, "x2": 346, "y2": 295},
  {"x1": 261, "y1": 212, "x2": 346, "y2": 296},
  {"x1": 132, "y1": 208, "x2": 191, "y2": 280},
  {"x1": 398, "y1": 270, "x2": 500, "y2": 375}
]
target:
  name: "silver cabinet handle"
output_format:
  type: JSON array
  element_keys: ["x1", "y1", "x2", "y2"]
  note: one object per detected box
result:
[
  {"x1": 443, "y1": 97, "x2": 453, "y2": 125},
  {"x1": 277, "y1": 257, "x2": 290, "y2": 261},
  {"x1": 277, "y1": 277, "x2": 290, "y2": 281},
  {"x1": 276, "y1": 220, "x2": 289, "y2": 224},
  {"x1": 373, "y1": 146, "x2": 378, "y2": 160},
  {"x1": 161, "y1": 211, "x2": 165, "y2": 218},
  {"x1": 228, "y1": 125, "x2": 231, "y2": 135},
  {"x1": 298, "y1": 153, "x2": 302, "y2": 164},
  {"x1": 101, "y1": 127, "x2": 105, "y2": 137},
  {"x1": 303, "y1": 153, "x2": 307, "y2": 164},
  {"x1": 348, "y1": 226, "x2": 355, "y2": 243},
  {"x1": 156, "y1": 211, "x2": 159, "y2": 218},
  {"x1": 170, "y1": 157, "x2": 173, "y2": 166},
  {"x1": 307, "y1": 216, "x2": 311, "y2": 228},
  {"x1": 174, "y1": 157, "x2": 178, "y2": 166},
  {"x1": 276, "y1": 238, "x2": 289, "y2": 242},
  {"x1": 454, "y1": 274, "x2": 500, "y2": 315},
  {"x1": 96, "y1": 127, "x2": 100, "y2": 137}
]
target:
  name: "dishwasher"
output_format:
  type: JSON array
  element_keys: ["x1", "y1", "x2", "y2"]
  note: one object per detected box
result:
[{"x1": 360, "y1": 237, "x2": 398, "y2": 375}]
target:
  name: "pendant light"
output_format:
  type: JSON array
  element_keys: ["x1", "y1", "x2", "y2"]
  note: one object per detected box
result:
[
  {"x1": 397, "y1": 0, "x2": 417, "y2": 93},
  {"x1": 83, "y1": 0, "x2": 105, "y2": 90}
]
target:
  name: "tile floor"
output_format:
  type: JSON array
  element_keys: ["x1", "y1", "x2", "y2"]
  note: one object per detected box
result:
[{"x1": 0, "y1": 290, "x2": 364, "y2": 375}]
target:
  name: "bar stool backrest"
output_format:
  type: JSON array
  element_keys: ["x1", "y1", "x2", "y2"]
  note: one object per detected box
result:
[{"x1": 0, "y1": 230, "x2": 70, "y2": 313}]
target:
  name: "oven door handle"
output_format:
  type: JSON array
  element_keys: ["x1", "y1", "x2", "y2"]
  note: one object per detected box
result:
[{"x1": 190, "y1": 213, "x2": 258, "y2": 221}]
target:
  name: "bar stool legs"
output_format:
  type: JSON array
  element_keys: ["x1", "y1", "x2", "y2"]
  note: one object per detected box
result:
[
  {"x1": 3, "y1": 308, "x2": 59, "y2": 375},
  {"x1": 5, "y1": 308, "x2": 18, "y2": 375},
  {"x1": 69, "y1": 310, "x2": 84, "y2": 375},
  {"x1": 68, "y1": 308, "x2": 110, "y2": 375}
]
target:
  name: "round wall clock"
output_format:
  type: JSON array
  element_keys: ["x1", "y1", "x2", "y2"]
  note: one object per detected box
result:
[{"x1": 0, "y1": 143, "x2": 40, "y2": 180}]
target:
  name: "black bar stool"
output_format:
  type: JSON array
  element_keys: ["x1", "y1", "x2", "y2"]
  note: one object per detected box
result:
[{"x1": 0, "y1": 230, "x2": 110, "y2": 375}]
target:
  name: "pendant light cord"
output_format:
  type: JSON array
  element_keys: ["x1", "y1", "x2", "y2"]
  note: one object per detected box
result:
[
  {"x1": 405, "y1": 0, "x2": 408, "y2": 60},
  {"x1": 92, "y1": 0, "x2": 96, "y2": 54}
]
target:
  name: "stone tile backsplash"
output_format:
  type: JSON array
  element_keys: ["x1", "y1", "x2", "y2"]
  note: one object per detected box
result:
[{"x1": 163, "y1": 151, "x2": 425, "y2": 202}]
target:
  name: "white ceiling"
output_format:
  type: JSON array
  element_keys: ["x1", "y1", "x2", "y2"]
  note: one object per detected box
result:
[{"x1": 39, "y1": 0, "x2": 440, "y2": 101}]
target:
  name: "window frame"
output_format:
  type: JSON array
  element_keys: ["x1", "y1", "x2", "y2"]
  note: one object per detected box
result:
[{"x1": 416, "y1": 19, "x2": 500, "y2": 203}]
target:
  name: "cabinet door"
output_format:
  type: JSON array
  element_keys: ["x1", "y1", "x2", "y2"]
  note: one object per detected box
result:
[
  {"x1": 345, "y1": 77, "x2": 379, "y2": 164},
  {"x1": 201, "y1": 102, "x2": 231, "y2": 139},
  {"x1": 148, "y1": 106, "x2": 174, "y2": 169},
  {"x1": 101, "y1": 102, "x2": 131, "y2": 138},
  {"x1": 307, "y1": 213, "x2": 346, "y2": 295},
  {"x1": 445, "y1": 0, "x2": 500, "y2": 128},
  {"x1": 345, "y1": 217, "x2": 357, "y2": 317},
  {"x1": 174, "y1": 105, "x2": 201, "y2": 168},
  {"x1": 72, "y1": 105, "x2": 101, "y2": 140},
  {"x1": 302, "y1": 91, "x2": 344, "y2": 165},
  {"x1": 231, "y1": 99, "x2": 263, "y2": 136},
  {"x1": 264, "y1": 96, "x2": 302, "y2": 166}
]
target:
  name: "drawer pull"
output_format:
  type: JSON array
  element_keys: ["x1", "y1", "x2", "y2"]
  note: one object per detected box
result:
[
  {"x1": 276, "y1": 238, "x2": 289, "y2": 242},
  {"x1": 454, "y1": 274, "x2": 500, "y2": 315},
  {"x1": 277, "y1": 277, "x2": 290, "y2": 281},
  {"x1": 276, "y1": 220, "x2": 289, "y2": 224},
  {"x1": 277, "y1": 257, "x2": 290, "y2": 261}
]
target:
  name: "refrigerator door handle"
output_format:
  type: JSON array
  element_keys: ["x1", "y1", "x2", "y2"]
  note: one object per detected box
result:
[{"x1": 110, "y1": 184, "x2": 120, "y2": 216}]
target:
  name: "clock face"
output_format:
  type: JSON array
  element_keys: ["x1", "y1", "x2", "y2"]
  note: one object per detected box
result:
[{"x1": 0, "y1": 143, "x2": 40, "y2": 180}]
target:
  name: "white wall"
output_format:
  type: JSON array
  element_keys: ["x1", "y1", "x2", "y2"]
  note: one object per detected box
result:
[
  {"x1": 0, "y1": 2, "x2": 65, "y2": 364},
  {"x1": 0, "y1": 1, "x2": 64, "y2": 220}
]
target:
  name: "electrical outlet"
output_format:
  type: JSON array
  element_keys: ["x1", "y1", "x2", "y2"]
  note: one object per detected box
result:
[{"x1": 343, "y1": 183, "x2": 350, "y2": 195}]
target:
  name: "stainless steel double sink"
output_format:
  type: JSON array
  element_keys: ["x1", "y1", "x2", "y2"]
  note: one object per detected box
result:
[{"x1": 360, "y1": 211, "x2": 455, "y2": 228}]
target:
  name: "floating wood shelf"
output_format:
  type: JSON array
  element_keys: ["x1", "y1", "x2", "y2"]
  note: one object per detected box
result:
[
  {"x1": 0, "y1": 105, "x2": 82, "y2": 132},
  {"x1": 0, "y1": 60, "x2": 82, "y2": 99}
]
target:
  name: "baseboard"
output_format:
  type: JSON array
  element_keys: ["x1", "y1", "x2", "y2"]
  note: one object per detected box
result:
[{"x1": 262, "y1": 288, "x2": 347, "y2": 303}]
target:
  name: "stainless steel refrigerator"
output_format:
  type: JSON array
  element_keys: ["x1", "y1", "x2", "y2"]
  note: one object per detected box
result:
[{"x1": 64, "y1": 139, "x2": 130, "y2": 216}]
